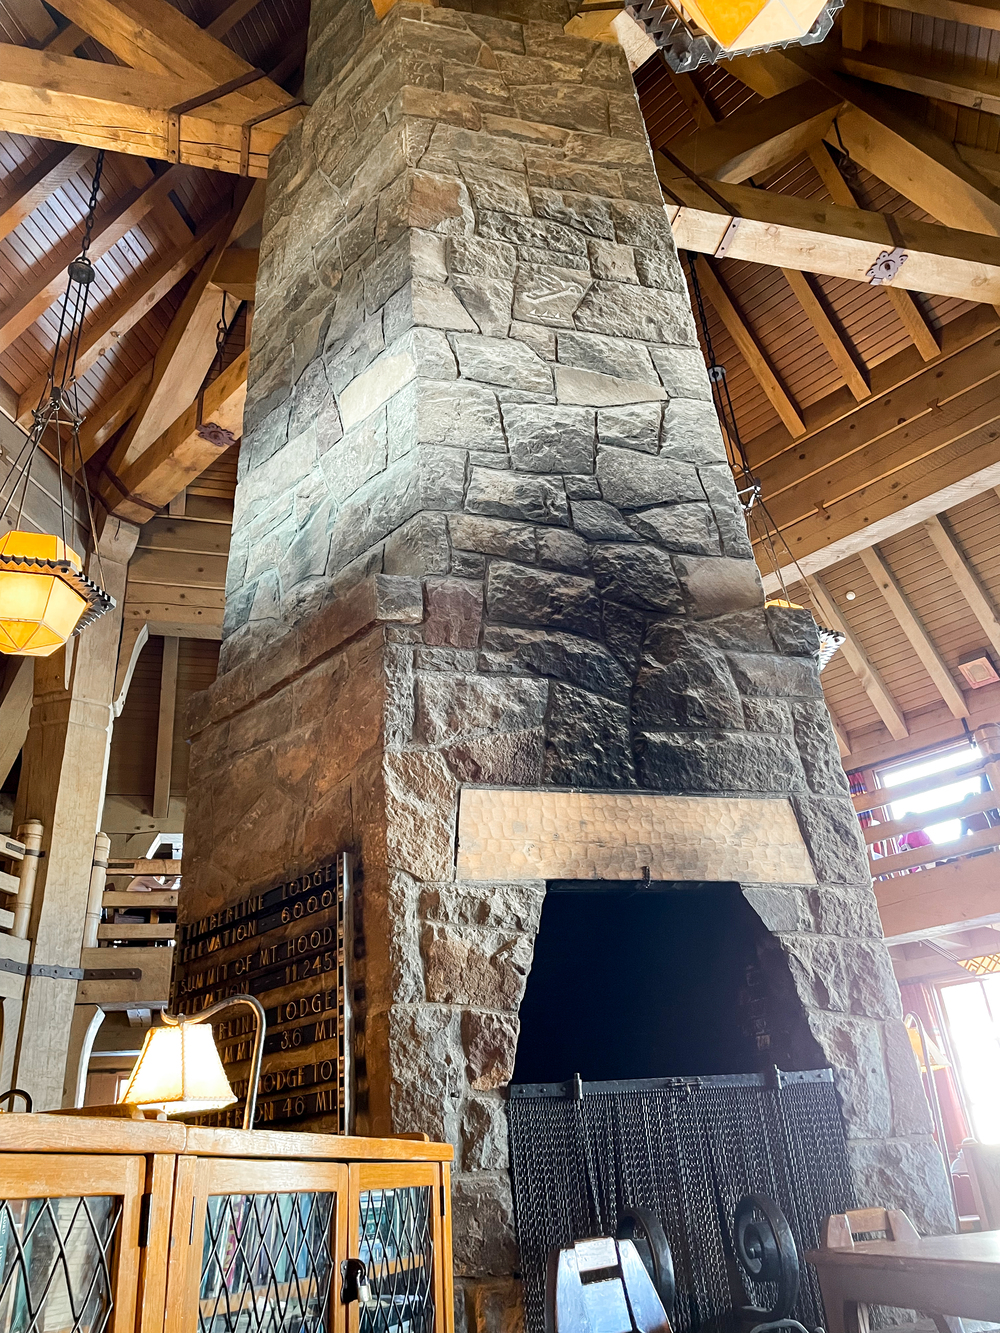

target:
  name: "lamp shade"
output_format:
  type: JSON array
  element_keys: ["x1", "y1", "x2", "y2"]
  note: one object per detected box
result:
[
  {"x1": 119, "y1": 1023, "x2": 237, "y2": 1114},
  {"x1": 0, "y1": 531, "x2": 88, "y2": 657}
]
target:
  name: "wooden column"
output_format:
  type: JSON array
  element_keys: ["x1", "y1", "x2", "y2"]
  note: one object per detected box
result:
[{"x1": 10, "y1": 515, "x2": 138, "y2": 1109}]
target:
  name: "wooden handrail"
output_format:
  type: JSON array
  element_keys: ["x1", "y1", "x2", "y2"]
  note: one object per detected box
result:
[
  {"x1": 103, "y1": 890, "x2": 178, "y2": 909},
  {"x1": 872, "y1": 823, "x2": 1000, "y2": 876},
  {"x1": 107, "y1": 859, "x2": 181, "y2": 875},
  {"x1": 864, "y1": 790, "x2": 1000, "y2": 845},
  {"x1": 853, "y1": 759, "x2": 986, "y2": 813}
]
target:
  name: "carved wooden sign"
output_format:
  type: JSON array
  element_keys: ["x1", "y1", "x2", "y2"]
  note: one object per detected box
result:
[{"x1": 173, "y1": 855, "x2": 348, "y2": 1130}]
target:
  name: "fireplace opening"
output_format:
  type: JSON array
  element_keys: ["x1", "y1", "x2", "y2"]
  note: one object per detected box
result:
[{"x1": 513, "y1": 881, "x2": 824, "y2": 1084}]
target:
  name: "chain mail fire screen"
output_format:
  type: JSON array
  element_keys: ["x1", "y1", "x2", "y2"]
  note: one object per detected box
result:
[{"x1": 508, "y1": 1069, "x2": 858, "y2": 1333}]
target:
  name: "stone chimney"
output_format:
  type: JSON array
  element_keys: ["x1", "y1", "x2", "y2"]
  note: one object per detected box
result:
[{"x1": 181, "y1": 0, "x2": 953, "y2": 1326}]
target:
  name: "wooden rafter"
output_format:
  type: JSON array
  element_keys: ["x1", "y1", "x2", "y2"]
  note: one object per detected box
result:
[
  {"x1": 858, "y1": 545, "x2": 969, "y2": 721},
  {"x1": 923, "y1": 515, "x2": 1000, "y2": 661},
  {"x1": 15, "y1": 202, "x2": 235, "y2": 426},
  {"x1": 872, "y1": 0, "x2": 1000, "y2": 32},
  {"x1": 105, "y1": 349, "x2": 248, "y2": 522},
  {"x1": 781, "y1": 268, "x2": 869, "y2": 401},
  {"x1": 0, "y1": 143, "x2": 92, "y2": 243},
  {"x1": 0, "y1": 163, "x2": 185, "y2": 356},
  {"x1": 692, "y1": 255, "x2": 806, "y2": 435},
  {"x1": 661, "y1": 159, "x2": 1000, "y2": 303},
  {"x1": 807, "y1": 574, "x2": 909, "y2": 739},
  {"x1": 841, "y1": 42, "x2": 1000, "y2": 118},
  {"x1": 672, "y1": 83, "x2": 843, "y2": 183},
  {"x1": 0, "y1": 47, "x2": 300, "y2": 176},
  {"x1": 807, "y1": 142, "x2": 939, "y2": 362}
]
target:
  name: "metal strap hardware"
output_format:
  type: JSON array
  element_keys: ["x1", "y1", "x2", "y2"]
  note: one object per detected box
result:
[
  {"x1": 713, "y1": 216, "x2": 742, "y2": 258},
  {"x1": 239, "y1": 96, "x2": 304, "y2": 176},
  {"x1": 83, "y1": 968, "x2": 142, "y2": 981},
  {"x1": 0, "y1": 958, "x2": 84, "y2": 980},
  {"x1": 166, "y1": 68, "x2": 268, "y2": 164},
  {"x1": 866, "y1": 246, "x2": 909, "y2": 286}
]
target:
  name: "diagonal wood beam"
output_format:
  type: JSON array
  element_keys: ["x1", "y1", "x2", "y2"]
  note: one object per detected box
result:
[
  {"x1": 102, "y1": 181, "x2": 253, "y2": 480},
  {"x1": 0, "y1": 47, "x2": 301, "y2": 176},
  {"x1": 872, "y1": 0, "x2": 1000, "y2": 32},
  {"x1": 781, "y1": 268, "x2": 869, "y2": 401},
  {"x1": 15, "y1": 202, "x2": 234, "y2": 426},
  {"x1": 923, "y1": 514, "x2": 1000, "y2": 661},
  {"x1": 78, "y1": 364, "x2": 152, "y2": 462},
  {"x1": 661, "y1": 159, "x2": 1000, "y2": 303},
  {"x1": 106, "y1": 349, "x2": 248, "y2": 522},
  {"x1": 692, "y1": 255, "x2": 805, "y2": 436},
  {"x1": 841, "y1": 43, "x2": 1000, "y2": 119},
  {"x1": 671, "y1": 83, "x2": 843, "y2": 183},
  {"x1": 858, "y1": 545, "x2": 969, "y2": 721},
  {"x1": 206, "y1": 0, "x2": 263, "y2": 37},
  {"x1": 51, "y1": 0, "x2": 290, "y2": 109},
  {"x1": 0, "y1": 163, "x2": 185, "y2": 356},
  {"x1": 807, "y1": 574, "x2": 909, "y2": 739},
  {"x1": 0, "y1": 143, "x2": 92, "y2": 243},
  {"x1": 807, "y1": 142, "x2": 939, "y2": 363}
]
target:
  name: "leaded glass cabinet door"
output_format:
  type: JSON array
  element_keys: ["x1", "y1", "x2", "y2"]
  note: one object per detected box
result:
[
  {"x1": 0, "y1": 1154, "x2": 145, "y2": 1333},
  {"x1": 165, "y1": 1157, "x2": 348, "y2": 1333},
  {"x1": 348, "y1": 1164, "x2": 451, "y2": 1333}
]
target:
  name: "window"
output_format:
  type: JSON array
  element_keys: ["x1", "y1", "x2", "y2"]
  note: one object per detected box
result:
[
  {"x1": 939, "y1": 976, "x2": 1000, "y2": 1144},
  {"x1": 877, "y1": 743, "x2": 984, "y2": 846}
]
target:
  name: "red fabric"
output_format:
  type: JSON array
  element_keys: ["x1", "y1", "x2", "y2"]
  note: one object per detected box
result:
[{"x1": 899, "y1": 829, "x2": 933, "y2": 850}]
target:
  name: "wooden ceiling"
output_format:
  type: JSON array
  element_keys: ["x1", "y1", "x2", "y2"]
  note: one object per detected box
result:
[{"x1": 5, "y1": 0, "x2": 1000, "y2": 776}]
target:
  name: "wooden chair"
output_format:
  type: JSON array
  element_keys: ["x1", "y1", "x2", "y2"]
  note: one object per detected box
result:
[
  {"x1": 821, "y1": 1209, "x2": 960, "y2": 1333},
  {"x1": 965, "y1": 1143, "x2": 1000, "y2": 1230}
]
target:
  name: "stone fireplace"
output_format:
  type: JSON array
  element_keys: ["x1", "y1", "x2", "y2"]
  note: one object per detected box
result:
[{"x1": 180, "y1": 0, "x2": 954, "y2": 1326}]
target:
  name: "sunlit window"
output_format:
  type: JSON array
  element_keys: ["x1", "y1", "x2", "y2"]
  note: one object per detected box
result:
[
  {"x1": 939, "y1": 976, "x2": 1000, "y2": 1144},
  {"x1": 880, "y1": 745, "x2": 983, "y2": 845}
]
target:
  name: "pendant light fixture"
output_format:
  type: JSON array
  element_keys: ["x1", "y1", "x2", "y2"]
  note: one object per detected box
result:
[{"x1": 0, "y1": 152, "x2": 115, "y2": 658}]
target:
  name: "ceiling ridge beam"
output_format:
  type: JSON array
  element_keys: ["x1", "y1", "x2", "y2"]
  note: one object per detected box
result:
[
  {"x1": 807, "y1": 573, "x2": 909, "y2": 740},
  {"x1": 858, "y1": 544, "x2": 969, "y2": 721}
]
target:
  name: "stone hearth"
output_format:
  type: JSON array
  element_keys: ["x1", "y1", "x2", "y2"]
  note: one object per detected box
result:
[{"x1": 181, "y1": 0, "x2": 953, "y2": 1326}]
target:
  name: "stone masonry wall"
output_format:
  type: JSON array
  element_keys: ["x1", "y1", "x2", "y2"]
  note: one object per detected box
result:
[{"x1": 182, "y1": 2, "x2": 954, "y2": 1328}]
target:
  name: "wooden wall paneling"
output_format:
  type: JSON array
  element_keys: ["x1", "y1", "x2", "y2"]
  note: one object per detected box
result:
[
  {"x1": 106, "y1": 634, "x2": 162, "y2": 801},
  {"x1": 171, "y1": 639, "x2": 221, "y2": 797}
]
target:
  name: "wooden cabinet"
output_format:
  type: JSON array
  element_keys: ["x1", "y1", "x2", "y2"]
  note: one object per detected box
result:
[{"x1": 0, "y1": 1118, "x2": 454, "y2": 1333}]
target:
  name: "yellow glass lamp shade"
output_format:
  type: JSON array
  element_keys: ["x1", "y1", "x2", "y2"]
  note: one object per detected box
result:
[
  {"x1": 119, "y1": 1023, "x2": 237, "y2": 1115},
  {"x1": 0, "y1": 531, "x2": 88, "y2": 657},
  {"x1": 907, "y1": 1023, "x2": 950, "y2": 1073}
]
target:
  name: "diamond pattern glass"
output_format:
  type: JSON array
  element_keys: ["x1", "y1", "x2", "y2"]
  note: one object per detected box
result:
[
  {"x1": 0, "y1": 1195, "x2": 121, "y2": 1333},
  {"x1": 199, "y1": 1193, "x2": 335, "y2": 1333},
  {"x1": 358, "y1": 1188, "x2": 434, "y2": 1333}
]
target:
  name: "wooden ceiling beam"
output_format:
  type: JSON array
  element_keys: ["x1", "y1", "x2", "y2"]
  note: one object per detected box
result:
[
  {"x1": 760, "y1": 373, "x2": 1000, "y2": 533},
  {"x1": 670, "y1": 83, "x2": 843, "y2": 183},
  {"x1": 49, "y1": 0, "x2": 288, "y2": 108},
  {"x1": 79, "y1": 364, "x2": 152, "y2": 462},
  {"x1": 15, "y1": 204, "x2": 233, "y2": 427},
  {"x1": 212, "y1": 247, "x2": 258, "y2": 301},
  {"x1": 806, "y1": 574, "x2": 909, "y2": 739},
  {"x1": 731, "y1": 47, "x2": 1000, "y2": 236},
  {"x1": 872, "y1": 0, "x2": 1000, "y2": 32},
  {"x1": 691, "y1": 255, "x2": 805, "y2": 435},
  {"x1": 42, "y1": 20, "x2": 87, "y2": 52},
  {"x1": 840, "y1": 43, "x2": 1000, "y2": 118},
  {"x1": 102, "y1": 182, "x2": 252, "y2": 481},
  {"x1": 0, "y1": 143, "x2": 92, "y2": 243},
  {"x1": 106, "y1": 349, "x2": 248, "y2": 522},
  {"x1": 858, "y1": 545, "x2": 969, "y2": 721},
  {"x1": 781, "y1": 267, "x2": 869, "y2": 400},
  {"x1": 661, "y1": 158, "x2": 1000, "y2": 303},
  {"x1": 0, "y1": 163, "x2": 185, "y2": 357},
  {"x1": 206, "y1": 0, "x2": 263, "y2": 38},
  {"x1": 0, "y1": 46, "x2": 300, "y2": 176},
  {"x1": 750, "y1": 329, "x2": 1000, "y2": 493},
  {"x1": 923, "y1": 514, "x2": 1000, "y2": 661},
  {"x1": 807, "y1": 143, "x2": 939, "y2": 362}
]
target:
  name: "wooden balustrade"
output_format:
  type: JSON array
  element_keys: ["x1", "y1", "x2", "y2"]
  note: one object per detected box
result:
[{"x1": 99, "y1": 855, "x2": 181, "y2": 948}]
